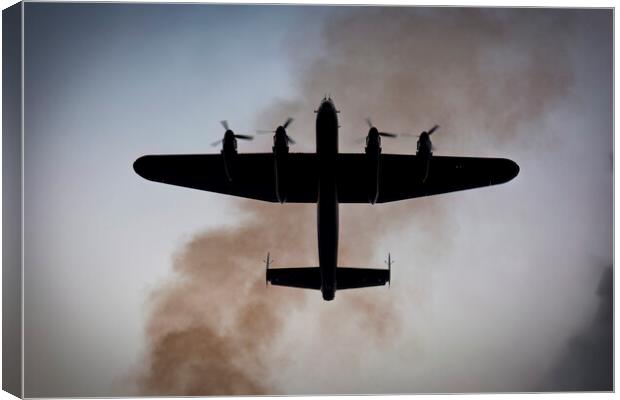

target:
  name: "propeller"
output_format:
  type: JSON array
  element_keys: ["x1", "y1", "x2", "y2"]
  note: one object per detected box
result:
[
  {"x1": 400, "y1": 125, "x2": 440, "y2": 151},
  {"x1": 257, "y1": 117, "x2": 296, "y2": 144},
  {"x1": 211, "y1": 120, "x2": 254, "y2": 146},
  {"x1": 421, "y1": 125, "x2": 440, "y2": 151},
  {"x1": 401, "y1": 125, "x2": 440, "y2": 138},
  {"x1": 364, "y1": 117, "x2": 399, "y2": 138},
  {"x1": 427, "y1": 124, "x2": 439, "y2": 135}
]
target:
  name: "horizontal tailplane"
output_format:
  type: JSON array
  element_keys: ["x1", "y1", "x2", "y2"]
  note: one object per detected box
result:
[
  {"x1": 267, "y1": 267, "x2": 321, "y2": 290},
  {"x1": 336, "y1": 267, "x2": 390, "y2": 290},
  {"x1": 266, "y1": 266, "x2": 390, "y2": 292}
]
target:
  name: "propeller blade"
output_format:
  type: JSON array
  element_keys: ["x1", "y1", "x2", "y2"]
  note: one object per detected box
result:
[
  {"x1": 379, "y1": 132, "x2": 398, "y2": 138},
  {"x1": 234, "y1": 134, "x2": 254, "y2": 140},
  {"x1": 365, "y1": 117, "x2": 373, "y2": 128},
  {"x1": 428, "y1": 125, "x2": 439, "y2": 135},
  {"x1": 220, "y1": 120, "x2": 229, "y2": 131},
  {"x1": 286, "y1": 135, "x2": 296, "y2": 145},
  {"x1": 283, "y1": 117, "x2": 294, "y2": 129},
  {"x1": 211, "y1": 139, "x2": 223, "y2": 147}
]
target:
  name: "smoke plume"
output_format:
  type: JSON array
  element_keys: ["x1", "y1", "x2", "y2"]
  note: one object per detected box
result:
[
  {"x1": 136, "y1": 198, "x2": 404, "y2": 394},
  {"x1": 137, "y1": 8, "x2": 611, "y2": 394},
  {"x1": 136, "y1": 202, "x2": 312, "y2": 395}
]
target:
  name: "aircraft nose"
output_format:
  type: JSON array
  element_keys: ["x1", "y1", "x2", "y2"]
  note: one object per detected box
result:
[{"x1": 320, "y1": 100, "x2": 335, "y2": 111}]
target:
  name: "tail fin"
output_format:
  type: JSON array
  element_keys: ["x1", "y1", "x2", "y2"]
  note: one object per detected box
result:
[
  {"x1": 264, "y1": 252, "x2": 272, "y2": 286},
  {"x1": 385, "y1": 253, "x2": 393, "y2": 287}
]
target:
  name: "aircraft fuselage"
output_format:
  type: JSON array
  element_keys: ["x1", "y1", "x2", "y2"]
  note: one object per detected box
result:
[{"x1": 316, "y1": 99, "x2": 339, "y2": 300}]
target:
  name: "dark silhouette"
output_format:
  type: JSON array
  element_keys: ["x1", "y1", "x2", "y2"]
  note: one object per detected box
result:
[{"x1": 133, "y1": 97, "x2": 519, "y2": 301}]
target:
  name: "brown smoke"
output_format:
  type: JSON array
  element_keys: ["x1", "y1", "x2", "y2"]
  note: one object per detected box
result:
[
  {"x1": 137, "y1": 8, "x2": 581, "y2": 395},
  {"x1": 136, "y1": 201, "x2": 405, "y2": 395},
  {"x1": 136, "y1": 202, "x2": 314, "y2": 395},
  {"x1": 263, "y1": 8, "x2": 576, "y2": 153}
]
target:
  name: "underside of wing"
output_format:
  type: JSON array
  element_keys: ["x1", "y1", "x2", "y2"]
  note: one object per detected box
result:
[
  {"x1": 377, "y1": 154, "x2": 520, "y2": 203},
  {"x1": 337, "y1": 153, "x2": 519, "y2": 203},
  {"x1": 133, "y1": 153, "x2": 319, "y2": 203}
]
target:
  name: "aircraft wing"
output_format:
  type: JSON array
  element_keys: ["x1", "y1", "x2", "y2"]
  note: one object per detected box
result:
[
  {"x1": 134, "y1": 153, "x2": 518, "y2": 204},
  {"x1": 133, "y1": 153, "x2": 318, "y2": 203},
  {"x1": 337, "y1": 154, "x2": 519, "y2": 203}
]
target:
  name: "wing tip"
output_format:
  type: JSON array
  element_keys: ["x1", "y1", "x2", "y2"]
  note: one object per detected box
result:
[
  {"x1": 133, "y1": 156, "x2": 145, "y2": 177},
  {"x1": 133, "y1": 155, "x2": 155, "y2": 180},
  {"x1": 496, "y1": 158, "x2": 520, "y2": 184}
]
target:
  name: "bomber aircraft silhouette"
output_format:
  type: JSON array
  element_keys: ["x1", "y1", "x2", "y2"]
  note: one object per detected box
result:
[{"x1": 133, "y1": 97, "x2": 519, "y2": 301}]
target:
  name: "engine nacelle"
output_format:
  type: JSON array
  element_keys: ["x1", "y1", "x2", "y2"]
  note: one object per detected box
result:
[
  {"x1": 416, "y1": 131, "x2": 432, "y2": 156},
  {"x1": 416, "y1": 132, "x2": 432, "y2": 183},
  {"x1": 221, "y1": 131, "x2": 238, "y2": 181},
  {"x1": 365, "y1": 130, "x2": 381, "y2": 204},
  {"x1": 273, "y1": 129, "x2": 290, "y2": 203}
]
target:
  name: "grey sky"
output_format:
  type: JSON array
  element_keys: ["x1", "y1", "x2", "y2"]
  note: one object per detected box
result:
[
  {"x1": 23, "y1": 3, "x2": 328, "y2": 396},
  {"x1": 22, "y1": 4, "x2": 612, "y2": 396}
]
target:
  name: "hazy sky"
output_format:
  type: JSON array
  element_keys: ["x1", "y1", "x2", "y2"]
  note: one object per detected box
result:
[{"x1": 22, "y1": 4, "x2": 612, "y2": 397}]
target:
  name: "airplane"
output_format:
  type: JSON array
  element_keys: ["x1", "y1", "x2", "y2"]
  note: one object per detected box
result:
[{"x1": 133, "y1": 97, "x2": 519, "y2": 301}]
